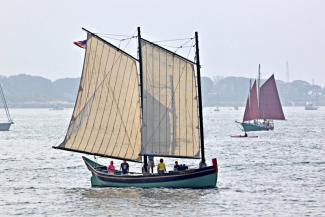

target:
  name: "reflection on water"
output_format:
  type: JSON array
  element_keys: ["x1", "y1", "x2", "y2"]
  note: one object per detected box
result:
[{"x1": 0, "y1": 108, "x2": 324, "y2": 216}]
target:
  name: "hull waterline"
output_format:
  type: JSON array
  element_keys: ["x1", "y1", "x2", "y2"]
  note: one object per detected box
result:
[{"x1": 83, "y1": 156, "x2": 218, "y2": 188}]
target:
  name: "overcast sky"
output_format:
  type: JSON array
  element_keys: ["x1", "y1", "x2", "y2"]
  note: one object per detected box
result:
[{"x1": 1, "y1": 0, "x2": 324, "y2": 85}]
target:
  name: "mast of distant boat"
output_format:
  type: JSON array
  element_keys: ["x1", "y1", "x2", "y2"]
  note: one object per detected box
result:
[{"x1": 0, "y1": 84, "x2": 12, "y2": 123}]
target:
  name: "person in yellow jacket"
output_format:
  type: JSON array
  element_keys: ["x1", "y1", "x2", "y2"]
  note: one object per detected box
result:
[{"x1": 157, "y1": 158, "x2": 166, "y2": 175}]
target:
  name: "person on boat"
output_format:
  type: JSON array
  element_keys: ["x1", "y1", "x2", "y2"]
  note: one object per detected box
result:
[
  {"x1": 199, "y1": 161, "x2": 207, "y2": 168},
  {"x1": 244, "y1": 132, "x2": 248, "y2": 137},
  {"x1": 148, "y1": 156, "x2": 155, "y2": 174},
  {"x1": 174, "y1": 161, "x2": 180, "y2": 171},
  {"x1": 107, "y1": 161, "x2": 115, "y2": 175},
  {"x1": 120, "y1": 160, "x2": 129, "y2": 175},
  {"x1": 157, "y1": 158, "x2": 166, "y2": 175}
]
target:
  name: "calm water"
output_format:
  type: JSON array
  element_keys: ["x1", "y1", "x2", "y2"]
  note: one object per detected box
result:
[{"x1": 0, "y1": 107, "x2": 324, "y2": 216}]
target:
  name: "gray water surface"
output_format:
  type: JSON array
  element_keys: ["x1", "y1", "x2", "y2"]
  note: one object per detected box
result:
[{"x1": 0, "y1": 107, "x2": 324, "y2": 216}]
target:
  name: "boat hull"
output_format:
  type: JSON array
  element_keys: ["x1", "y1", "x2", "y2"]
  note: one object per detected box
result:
[
  {"x1": 305, "y1": 106, "x2": 318, "y2": 110},
  {"x1": 83, "y1": 156, "x2": 217, "y2": 188},
  {"x1": 0, "y1": 122, "x2": 12, "y2": 131},
  {"x1": 241, "y1": 122, "x2": 273, "y2": 132}
]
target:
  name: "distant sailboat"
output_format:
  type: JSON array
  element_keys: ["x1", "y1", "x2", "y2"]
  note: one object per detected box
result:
[
  {"x1": 305, "y1": 102, "x2": 318, "y2": 110},
  {"x1": 237, "y1": 65, "x2": 285, "y2": 132},
  {"x1": 53, "y1": 27, "x2": 218, "y2": 188},
  {"x1": 0, "y1": 83, "x2": 13, "y2": 131}
]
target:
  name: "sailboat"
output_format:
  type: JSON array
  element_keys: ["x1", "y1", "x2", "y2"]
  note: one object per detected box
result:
[
  {"x1": 237, "y1": 64, "x2": 285, "y2": 132},
  {"x1": 305, "y1": 102, "x2": 318, "y2": 110},
  {"x1": 53, "y1": 27, "x2": 218, "y2": 188},
  {"x1": 0, "y1": 83, "x2": 13, "y2": 131}
]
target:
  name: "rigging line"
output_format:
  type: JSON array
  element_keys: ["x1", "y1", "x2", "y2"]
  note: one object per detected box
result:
[
  {"x1": 154, "y1": 44, "x2": 193, "y2": 49},
  {"x1": 100, "y1": 35, "x2": 137, "y2": 42},
  {"x1": 120, "y1": 35, "x2": 137, "y2": 42},
  {"x1": 95, "y1": 33, "x2": 134, "y2": 37},
  {"x1": 174, "y1": 38, "x2": 194, "y2": 53},
  {"x1": 153, "y1": 37, "x2": 194, "y2": 43}
]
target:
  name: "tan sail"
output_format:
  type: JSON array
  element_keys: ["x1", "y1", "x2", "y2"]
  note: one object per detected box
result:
[
  {"x1": 140, "y1": 39, "x2": 200, "y2": 158},
  {"x1": 58, "y1": 33, "x2": 142, "y2": 161}
]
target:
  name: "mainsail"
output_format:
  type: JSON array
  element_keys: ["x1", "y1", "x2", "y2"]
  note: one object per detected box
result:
[
  {"x1": 259, "y1": 75, "x2": 285, "y2": 120},
  {"x1": 140, "y1": 39, "x2": 200, "y2": 158},
  {"x1": 243, "y1": 80, "x2": 259, "y2": 122},
  {"x1": 56, "y1": 31, "x2": 142, "y2": 161}
]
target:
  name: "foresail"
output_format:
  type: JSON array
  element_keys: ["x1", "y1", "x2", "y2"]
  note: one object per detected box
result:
[
  {"x1": 243, "y1": 80, "x2": 259, "y2": 122},
  {"x1": 140, "y1": 39, "x2": 200, "y2": 158},
  {"x1": 259, "y1": 75, "x2": 285, "y2": 120},
  {"x1": 57, "y1": 32, "x2": 142, "y2": 161},
  {"x1": 243, "y1": 97, "x2": 250, "y2": 122}
]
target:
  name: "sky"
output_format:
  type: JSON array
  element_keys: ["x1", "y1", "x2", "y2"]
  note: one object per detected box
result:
[{"x1": 1, "y1": 0, "x2": 325, "y2": 85}]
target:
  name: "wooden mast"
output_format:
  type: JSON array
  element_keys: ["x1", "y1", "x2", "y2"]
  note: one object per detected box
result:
[
  {"x1": 137, "y1": 27, "x2": 148, "y2": 172},
  {"x1": 195, "y1": 32, "x2": 206, "y2": 165}
]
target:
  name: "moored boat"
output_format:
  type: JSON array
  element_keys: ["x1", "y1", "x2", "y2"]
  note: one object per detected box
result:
[{"x1": 53, "y1": 27, "x2": 218, "y2": 188}]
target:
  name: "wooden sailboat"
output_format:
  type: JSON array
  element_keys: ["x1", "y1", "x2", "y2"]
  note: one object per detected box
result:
[
  {"x1": 0, "y1": 83, "x2": 13, "y2": 131},
  {"x1": 237, "y1": 65, "x2": 285, "y2": 132},
  {"x1": 53, "y1": 27, "x2": 218, "y2": 188}
]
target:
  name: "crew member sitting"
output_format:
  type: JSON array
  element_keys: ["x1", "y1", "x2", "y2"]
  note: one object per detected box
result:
[
  {"x1": 157, "y1": 158, "x2": 166, "y2": 175},
  {"x1": 174, "y1": 161, "x2": 180, "y2": 171},
  {"x1": 120, "y1": 160, "x2": 129, "y2": 175},
  {"x1": 107, "y1": 161, "x2": 115, "y2": 175}
]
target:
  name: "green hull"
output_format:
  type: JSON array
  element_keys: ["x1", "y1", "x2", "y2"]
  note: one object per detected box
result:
[
  {"x1": 83, "y1": 156, "x2": 218, "y2": 189},
  {"x1": 90, "y1": 172, "x2": 217, "y2": 188},
  {"x1": 241, "y1": 122, "x2": 274, "y2": 132}
]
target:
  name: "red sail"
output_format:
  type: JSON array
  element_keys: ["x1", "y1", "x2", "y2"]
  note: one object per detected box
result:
[
  {"x1": 243, "y1": 81, "x2": 259, "y2": 122},
  {"x1": 258, "y1": 75, "x2": 285, "y2": 120}
]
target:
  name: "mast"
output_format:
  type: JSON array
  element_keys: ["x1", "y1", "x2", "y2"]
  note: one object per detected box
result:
[
  {"x1": 257, "y1": 64, "x2": 261, "y2": 113},
  {"x1": 249, "y1": 79, "x2": 252, "y2": 98},
  {"x1": 286, "y1": 61, "x2": 290, "y2": 83},
  {"x1": 195, "y1": 32, "x2": 205, "y2": 165},
  {"x1": 137, "y1": 27, "x2": 148, "y2": 171},
  {"x1": 0, "y1": 84, "x2": 12, "y2": 122}
]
